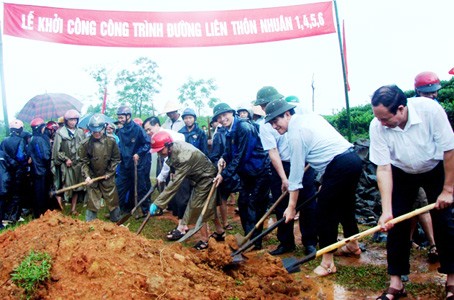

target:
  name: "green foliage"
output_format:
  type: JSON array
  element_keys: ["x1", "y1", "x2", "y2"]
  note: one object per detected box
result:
[
  {"x1": 0, "y1": 120, "x2": 6, "y2": 141},
  {"x1": 115, "y1": 57, "x2": 162, "y2": 118},
  {"x1": 177, "y1": 78, "x2": 218, "y2": 116},
  {"x1": 11, "y1": 251, "x2": 52, "y2": 299},
  {"x1": 324, "y1": 104, "x2": 374, "y2": 141}
]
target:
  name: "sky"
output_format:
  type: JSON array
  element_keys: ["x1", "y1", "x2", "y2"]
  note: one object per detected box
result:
[{"x1": 1, "y1": 0, "x2": 453, "y2": 122}]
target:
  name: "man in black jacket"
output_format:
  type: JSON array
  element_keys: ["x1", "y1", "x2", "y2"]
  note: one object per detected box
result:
[
  {"x1": 28, "y1": 118, "x2": 52, "y2": 218},
  {"x1": 116, "y1": 106, "x2": 151, "y2": 216}
]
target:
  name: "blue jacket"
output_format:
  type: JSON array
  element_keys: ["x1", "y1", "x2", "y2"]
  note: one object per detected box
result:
[
  {"x1": 0, "y1": 149, "x2": 11, "y2": 195},
  {"x1": 0, "y1": 133, "x2": 28, "y2": 169},
  {"x1": 222, "y1": 116, "x2": 270, "y2": 178},
  {"x1": 28, "y1": 132, "x2": 51, "y2": 176},
  {"x1": 179, "y1": 123, "x2": 209, "y2": 156},
  {"x1": 209, "y1": 126, "x2": 227, "y2": 165},
  {"x1": 117, "y1": 120, "x2": 150, "y2": 171}
]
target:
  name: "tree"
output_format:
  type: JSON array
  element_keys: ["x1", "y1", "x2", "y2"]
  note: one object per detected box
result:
[
  {"x1": 115, "y1": 57, "x2": 162, "y2": 118},
  {"x1": 86, "y1": 67, "x2": 119, "y2": 119},
  {"x1": 325, "y1": 104, "x2": 374, "y2": 141},
  {"x1": 177, "y1": 78, "x2": 218, "y2": 116}
]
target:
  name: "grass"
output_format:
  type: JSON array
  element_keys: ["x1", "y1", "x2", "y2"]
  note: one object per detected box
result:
[{"x1": 11, "y1": 250, "x2": 52, "y2": 299}]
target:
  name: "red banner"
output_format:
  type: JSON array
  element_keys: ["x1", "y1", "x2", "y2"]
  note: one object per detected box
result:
[{"x1": 3, "y1": 2, "x2": 335, "y2": 47}]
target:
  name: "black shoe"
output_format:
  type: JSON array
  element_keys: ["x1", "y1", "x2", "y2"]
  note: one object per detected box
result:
[
  {"x1": 304, "y1": 245, "x2": 317, "y2": 255},
  {"x1": 269, "y1": 245, "x2": 295, "y2": 256}
]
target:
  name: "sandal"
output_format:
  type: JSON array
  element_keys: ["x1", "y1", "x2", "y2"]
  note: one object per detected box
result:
[
  {"x1": 224, "y1": 224, "x2": 233, "y2": 230},
  {"x1": 210, "y1": 231, "x2": 226, "y2": 242},
  {"x1": 313, "y1": 262, "x2": 337, "y2": 277},
  {"x1": 376, "y1": 287, "x2": 407, "y2": 300},
  {"x1": 446, "y1": 284, "x2": 454, "y2": 300},
  {"x1": 71, "y1": 210, "x2": 80, "y2": 217},
  {"x1": 194, "y1": 240, "x2": 208, "y2": 250},
  {"x1": 334, "y1": 244, "x2": 362, "y2": 258},
  {"x1": 166, "y1": 228, "x2": 185, "y2": 241},
  {"x1": 428, "y1": 244, "x2": 439, "y2": 263}
]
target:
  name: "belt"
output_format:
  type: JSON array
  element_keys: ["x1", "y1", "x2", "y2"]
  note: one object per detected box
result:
[{"x1": 335, "y1": 147, "x2": 355, "y2": 159}]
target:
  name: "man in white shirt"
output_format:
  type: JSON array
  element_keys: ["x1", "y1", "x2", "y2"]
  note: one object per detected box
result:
[
  {"x1": 255, "y1": 87, "x2": 317, "y2": 256},
  {"x1": 265, "y1": 98, "x2": 362, "y2": 277},
  {"x1": 369, "y1": 85, "x2": 454, "y2": 300},
  {"x1": 161, "y1": 100, "x2": 185, "y2": 132}
]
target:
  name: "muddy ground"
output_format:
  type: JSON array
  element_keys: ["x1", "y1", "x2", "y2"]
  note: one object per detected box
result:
[{"x1": 0, "y1": 207, "x2": 447, "y2": 299}]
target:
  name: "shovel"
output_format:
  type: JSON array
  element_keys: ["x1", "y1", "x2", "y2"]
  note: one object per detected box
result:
[
  {"x1": 116, "y1": 183, "x2": 158, "y2": 225},
  {"x1": 136, "y1": 212, "x2": 151, "y2": 235},
  {"x1": 234, "y1": 165, "x2": 310, "y2": 248},
  {"x1": 235, "y1": 191, "x2": 288, "y2": 247},
  {"x1": 177, "y1": 181, "x2": 217, "y2": 243},
  {"x1": 231, "y1": 190, "x2": 319, "y2": 260},
  {"x1": 283, "y1": 203, "x2": 436, "y2": 273},
  {"x1": 133, "y1": 160, "x2": 139, "y2": 218},
  {"x1": 49, "y1": 175, "x2": 105, "y2": 197},
  {"x1": 178, "y1": 168, "x2": 222, "y2": 243}
]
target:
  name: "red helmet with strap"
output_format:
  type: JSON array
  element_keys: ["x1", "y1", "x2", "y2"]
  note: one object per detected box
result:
[
  {"x1": 151, "y1": 131, "x2": 173, "y2": 153},
  {"x1": 30, "y1": 117, "x2": 45, "y2": 128},
  {"x1": 46, "y1": 121, "x2": 58, "y2": 131},
  {"x1": 414, "y1": 71, "x2": 441, "y2": 93}
]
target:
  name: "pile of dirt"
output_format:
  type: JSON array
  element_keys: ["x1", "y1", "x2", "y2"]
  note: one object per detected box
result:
[{"x1": 0, "y1": 211, "x2": 316, "y2": 299}]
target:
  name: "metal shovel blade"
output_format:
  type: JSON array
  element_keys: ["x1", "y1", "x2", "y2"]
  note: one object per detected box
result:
[
  {"x1": 232, "y1": 253, "x2": 248, "y2": 264},
  {"x1": 282, "y1": 252, "x2": 316, "y2": 273},
  {"x1": 281, "y1": 257, "x2": 301, "y2": 273},
  {"x1": 177, "y1": 220, "x2": 203, "y2": 243}
]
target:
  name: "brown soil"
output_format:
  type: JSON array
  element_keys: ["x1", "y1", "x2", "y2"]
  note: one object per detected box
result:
[{"x1": 0, "y1": 210, "x2": 320, "y2": 299}]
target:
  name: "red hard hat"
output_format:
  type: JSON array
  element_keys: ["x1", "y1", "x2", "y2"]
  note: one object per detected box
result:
[
  {"x1": 30, "y1": 117, "x2": 45, "y2": 128},
  {"x1": 151, "y1": 131, "x2": 173, "y2": 153},
  {"x1": 46, "y1": 121, "x2": 58, "y2": 131},
  {"x1": 133, "y1": 118, "x2": 143, "y2": 127},
  {"x1": 64, "y1": 109, "x2": 81, "y2": 120},
  {"x1": 414, "y1": 71, "x2": 441, "y2": 93}
]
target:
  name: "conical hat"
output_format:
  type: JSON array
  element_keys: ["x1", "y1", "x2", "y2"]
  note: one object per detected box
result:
[{"x1": 163, "y1": 100, "x2": 181, "y2": 113}]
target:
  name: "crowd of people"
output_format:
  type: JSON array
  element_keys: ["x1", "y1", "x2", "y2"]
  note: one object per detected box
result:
[{"x1": 0, "y1": 73, "x2": 453, "y2": 299}]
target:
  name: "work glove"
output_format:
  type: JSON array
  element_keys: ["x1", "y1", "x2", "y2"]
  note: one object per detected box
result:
[{"x1": 149, "y1": 203, "x2": 159, "y2": 215}]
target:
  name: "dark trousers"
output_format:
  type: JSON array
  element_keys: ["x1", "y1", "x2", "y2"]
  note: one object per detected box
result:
[
  {"x1": 32, "y1": 174, "x2": 50, "y2": 218},
  {"x1": 270, "y1": 162, "x2": 317, "y2": 248},
  {"x1": 238, "y1": 171, "x2": 271, "y2": 248},
  {"x1": 5, "y1": 169, "x2": 28, "y2": 222},
  {"x1": 117, "y1": 160, "x2": 151, "y2": 215},
  {"x1": 316, "y1": 150, "x2": 362, "y2": 248},
  {"x1": 387, "y1": 162, "x2": 454, "y2": 275},
  {"x1": 171, "y1": 178, "x2": 191, "y2": 220}
]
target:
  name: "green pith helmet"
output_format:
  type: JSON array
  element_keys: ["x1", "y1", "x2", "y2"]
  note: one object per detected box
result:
[
  {"x1": 212, "y1": 103, "x2": 235, "y2": 122},
  {"x1": 88, "y1": 113, "x2": 106, "y2": 132},
  {"x1": 264, "y1": 99, "x2": 296, "y2": 123},
  {"x1": 285, "y1": 95, "x2": 300, "y2": 103},
  {"x1": 254, "y1": 86, "x2": 284, "y2": 106}
]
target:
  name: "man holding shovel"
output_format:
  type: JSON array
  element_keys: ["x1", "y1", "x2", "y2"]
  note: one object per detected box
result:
[
  {"x1": 369, "y1": 85, "x2": 454, "y2": 300},
  {"x1": 116, "y1": 106, "x2": 151, "y2": 217},
  {"x1": 265, "y1": 99, "x2": 362, "y2": 276},
  {"x1": 78, "y1": 114, "x2": 121, "y2": 222},
  {"x1": 255, "y1": 87, "x2": 317, "y2": 256},
  {"x1": 148, "y1": 131, "x2": 225, "y2": 250},
  {"x1": 212, "y1": 103, "x2": 271, "y2": 251}
]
